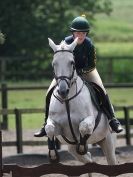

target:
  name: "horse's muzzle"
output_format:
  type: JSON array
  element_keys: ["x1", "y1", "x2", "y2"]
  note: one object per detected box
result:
[{"x1": 57, "y1": 80, "x2": 69, "y2": 98}]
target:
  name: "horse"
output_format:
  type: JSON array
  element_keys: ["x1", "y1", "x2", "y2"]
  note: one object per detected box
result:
[{"x1": 45, "y1": 38, "x2": 116, "y2": 177}]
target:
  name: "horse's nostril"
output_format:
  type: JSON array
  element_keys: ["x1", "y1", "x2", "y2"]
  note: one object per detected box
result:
[
  {"x1": 57, "y1": 80, "x2": 70, "y2": 98},
  {"x1": 66, "y1": 88, "x2": 69, "y2": 94},
  {"x1": 58, "y1": 87, "x2": 69, "y2": 98},
  {"x1": 59, "y1": 89, "x2": 68, "y2": 98}
]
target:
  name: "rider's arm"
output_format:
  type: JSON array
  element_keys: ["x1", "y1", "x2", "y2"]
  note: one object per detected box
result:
[{"x1": 78, "y1": 44, "x2": 97, "y2": 75}]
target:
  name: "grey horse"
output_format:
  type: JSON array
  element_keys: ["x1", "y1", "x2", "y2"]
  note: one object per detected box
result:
[{"x1": 45, "y1": 38, "x2": 116, "y2": 177}]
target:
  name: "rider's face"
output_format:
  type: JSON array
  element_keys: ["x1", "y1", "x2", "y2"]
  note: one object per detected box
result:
[{"x1": 73, "y1": 31, "x2": 87, "y2": 44}]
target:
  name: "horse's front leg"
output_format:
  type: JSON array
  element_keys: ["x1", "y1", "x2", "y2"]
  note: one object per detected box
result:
[
  {"x1": 79, "y1": 116, "x2": 95, "y2": 136},
  {"x1": 77, "y1": 116, "x2": 95, "y2": 155},
  {"x1": 45, "y1": 118, "x2": 55, "y2": 140},
  {"x1": 45, "y1": 119, "x2": 60, "y2": 163}
]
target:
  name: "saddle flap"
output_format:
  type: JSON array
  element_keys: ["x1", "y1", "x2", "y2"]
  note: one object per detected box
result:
[{"x1": 84, "y1": 81, "x2": 105, "y2": 111}]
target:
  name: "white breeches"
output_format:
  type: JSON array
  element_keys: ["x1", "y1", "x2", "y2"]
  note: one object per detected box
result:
[{"x1": 82, "y1": 68, "x2": 106, "y2": 94}]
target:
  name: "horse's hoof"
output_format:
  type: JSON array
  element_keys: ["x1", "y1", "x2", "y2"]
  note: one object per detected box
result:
[
  {"x1": 76, "y1": 143, "x2": 88, "y2": 155},
  {"x1": 49, "y1": 149, "x2": 60, "y2": 163}
]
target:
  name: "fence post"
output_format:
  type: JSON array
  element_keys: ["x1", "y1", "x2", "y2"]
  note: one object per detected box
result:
[
  {"x1": 0, "y1": 127, "x2": 2, "y2": 177},
  {"x1": 123, "y1": 106, "x2": 131, "y2": 145},
  {"x1": 1, "y1": 83, "x2": 8, "y2": 130},
  {"x1": 14, "y1": 109, "x2": 23, "y2": 153},
  {"x1": 108, "y1": 57, "x2": 113, "y2": 82},
  {"x1": 1, "y1": 58, "x2": 6, "y2": 83}
]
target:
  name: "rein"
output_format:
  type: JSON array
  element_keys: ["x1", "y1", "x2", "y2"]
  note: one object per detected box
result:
[
  {"x1": 53, "y1": 80, "x2": 84, "y2": 103},
  {"x1": 64, "y1": 100, "x2": 78, "y2": 144}
]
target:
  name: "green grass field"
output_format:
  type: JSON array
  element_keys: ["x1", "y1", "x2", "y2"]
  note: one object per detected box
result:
[
  {"x1": 94, "y1": 0, "x2": 133, "y2": 42},
  {"x1": 92, "y1": 0, "x2": 133, "y2": 83},
  {"x1": 95, "y1": 42, "x2": 133, "y2": 57},
  {"x1": 5, "y1": 88, "x2": 133, "y2": 109},
  {"x1": 92, "y1": 0, "x2": 133, "y2": 59}
]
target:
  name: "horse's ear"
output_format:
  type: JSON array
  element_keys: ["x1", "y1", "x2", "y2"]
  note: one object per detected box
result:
[
  {"x1": 48, "y1": 38, "x2": 57, "y2": 52},
  {"x1": 69, "y1": 37, "x2": 78, "y2": 51}
]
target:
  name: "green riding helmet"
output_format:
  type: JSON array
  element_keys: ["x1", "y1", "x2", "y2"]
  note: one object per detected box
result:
[{"x1": 70, "y1": 15, "x2": 90, "y2": 32}]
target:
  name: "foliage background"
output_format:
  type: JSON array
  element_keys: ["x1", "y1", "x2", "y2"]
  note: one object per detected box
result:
[
  {"x1": 0, "y1": 0, "x2": 133, "y2": 83},
  {"x1": 0, "y1": 0, "x2": 112, "y2": 56}
]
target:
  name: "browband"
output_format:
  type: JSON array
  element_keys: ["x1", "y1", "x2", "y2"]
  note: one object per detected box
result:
[{"x1": 54, "y1": 50, "x2": 73, "y2": 54}]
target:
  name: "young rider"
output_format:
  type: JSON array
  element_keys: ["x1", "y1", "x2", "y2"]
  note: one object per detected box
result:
[{"x1": 34, "y1": 15, "x2": 123, "y2": 137}]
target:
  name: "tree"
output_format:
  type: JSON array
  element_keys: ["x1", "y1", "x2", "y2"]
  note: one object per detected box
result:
[
  {"x1": 0, "y1": 0, "x2": 112, "y2": 56},
  {"x1": 0, "y1": 0, "x2": 112, "y2": 80},
  {"x1": 0, "y1": 31, "x2": 5, "y2": 44}
]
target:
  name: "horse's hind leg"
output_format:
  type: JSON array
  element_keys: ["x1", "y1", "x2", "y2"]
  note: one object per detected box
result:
[{"x1": 98, "y1": 132, "x2": 116, "y2": 177}]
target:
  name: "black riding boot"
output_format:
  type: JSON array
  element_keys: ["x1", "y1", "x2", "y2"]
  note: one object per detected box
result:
[
  {"x1": 34, "y1": 87, "x2": 54, "y2": 137},
  {"x1": 104, "y1": 95, "x2": 123, "y2": 133},
  {"x1": 34, "y1": 123, "x2": 47, "y2": 137}
]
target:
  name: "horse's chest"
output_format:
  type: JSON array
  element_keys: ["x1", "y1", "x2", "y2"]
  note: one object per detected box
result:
[
  {"x1": 49, "y1": 94, "x2": 90, "y2": 127},
  {"x1": 53, "y1": 110, "x2": 81, "y2": 127}
]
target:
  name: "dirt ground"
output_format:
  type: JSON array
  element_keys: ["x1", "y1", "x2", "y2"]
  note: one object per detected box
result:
[{"x1": 2, "y1": 130, "x2": 133, "y2": 177}]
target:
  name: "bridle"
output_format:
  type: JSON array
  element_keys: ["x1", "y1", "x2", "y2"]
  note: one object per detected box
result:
[
  {"x1": 53, "y1": 50, "x2": 76, "y2": 89},
  {"x1": 53, "y1": 49, "x2": 84, "y2": 104}
]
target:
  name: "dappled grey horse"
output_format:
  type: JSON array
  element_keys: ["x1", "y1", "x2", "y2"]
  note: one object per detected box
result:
[{"x1": 45, "y1": 38, "x2": 116, "y2": 177}]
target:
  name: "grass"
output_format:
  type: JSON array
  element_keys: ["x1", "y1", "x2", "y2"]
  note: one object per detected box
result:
[
  {"x1": 94, "y1": 42, "x2": 133, "y2": 83},
  {"x1": 107, "y1": 88, "x2": 133, "y2": 106},
  {"x1": 8, "y1": 90, "x2": 45, "y2": 109},
  {"x1": 89, "y1": 0, "x2": 133, "y2": 83},
  {"x1": 95, "y1": 42, "x2": 133, "y2": 57},
  {"x1": 93, "y1": 0, "x2": 133, "y2": 42}
]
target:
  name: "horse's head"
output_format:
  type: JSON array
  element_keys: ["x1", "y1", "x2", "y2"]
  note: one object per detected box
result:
[{"x1": 48, "y1": 38, "x2": 78, "y2": 99}]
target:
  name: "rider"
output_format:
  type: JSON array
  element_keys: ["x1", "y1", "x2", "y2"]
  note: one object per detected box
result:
[{"x1": 34, "y1": 15, "x2": 123, "y2": 137}]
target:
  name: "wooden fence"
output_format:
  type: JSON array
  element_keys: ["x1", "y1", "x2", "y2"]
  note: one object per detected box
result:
[
  {"x1": 0, "y1": 129, "x2": 133, "y2": 177},
  {"x1": 0, "y1": 83, "x2": 133, "y2": 153},
  {"x1": 1, "y1": 83, "x2": 133, "y2": 129},
  {"x1": 2, "y1": 162, "x2": 133, "y2": 177},
  {"x1": 0, "y1": 106, "x2": 133, "y2": 154}
]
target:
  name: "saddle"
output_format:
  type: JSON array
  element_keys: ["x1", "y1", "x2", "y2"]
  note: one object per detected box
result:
[{"x1": 84, "y1": 80, "x2": 106, "y2": 112}]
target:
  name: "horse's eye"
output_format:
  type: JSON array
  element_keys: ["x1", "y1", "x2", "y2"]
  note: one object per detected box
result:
[
  {"x1": 52, "y1": 61, "x2": 54, "y2": 67},
  {"x1": 52, "y1": 61, "x2": 57, "y2": 67},
  {"x1": 71, "y1": 61, "x2": 75, "y2": 66},
  {"x1": 71, "y1": 61, "x2": 75, "y2": 69}
]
